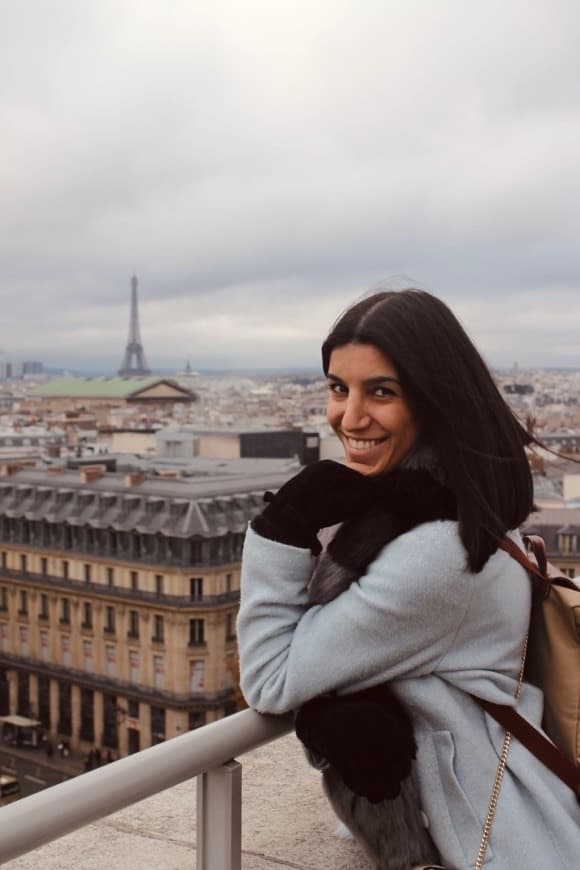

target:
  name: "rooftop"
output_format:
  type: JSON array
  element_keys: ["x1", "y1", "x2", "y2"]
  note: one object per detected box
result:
[{"x1": 30, "y1": 377, "x2": 192, "y2": 399}]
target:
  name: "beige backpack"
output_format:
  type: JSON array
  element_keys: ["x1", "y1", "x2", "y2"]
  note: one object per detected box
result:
[{"x1": 479, "y1": 535, "x2": 579, "y2": 798}]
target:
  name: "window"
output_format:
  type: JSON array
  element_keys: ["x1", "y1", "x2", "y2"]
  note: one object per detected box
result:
[
  {"x1": 128, "y1": 610, "x2": 139, "y2": 639},
  {"x1": 150, "y1": 706, "x2": 166, "y2": 744},
  {"x1": 189, "y1": 618, "x2": 205, "y2": 646},
  {"x1": 62, "y1": 560, "x2": 69, "y2": 580},
  {"x1": 558, "y1": 533, "x2": 577, "y2": 555},
  {"x1": 20, "y1": 554, "x2": 27, "y2": 573},
  {"x1": 39, "y1": 629, "x2": 49, "y2": 662},
  {"x1": 130, "y1": 571, "x2": 138, "y2": 591},
  {"x1": 39, "y1": 593, "x2": 49, "y2": 619},
  {"x1": 226, "y1": 573, "x2": 232, "y2": 594},
  {"x1": 82, "y1": 602, "x2": 92, "y2": 629},
  {"x1": 60, "y1": 598, "x2": 70, "y2": 624},
  {"x1": 152, "y1": 614, "x2": 164, "y2": 644},
  {"x1": 129, "y1": 649, "x2": 140, "y2": 681},
  {"x1": 105, "y1": 644, "x2": 116, "y2": 677},
  {"x1": 41, "y1": 557, "x2": 48, "y2": 576},
  {"x1": 128, "y1": 699, "x2": 139, "y2": 719},
  {"x1": 107, "y1": 567, "x2": 114, "y2": 586},
  {"x1": 82, "y1": 639, "x2": 93, "y2": 670},
  {"x1": 190, "y1": 577, "x2": 203, "y2": 600},
  {"x1": 226, "y1": 612, "x2": 236, "y2": 640},
  {"x1": 1, "y1": 551, "x2": 6, "y2": 569},
  {"x1": 0, "y1": 587, "x2": 7, "y2": 611},
  {"x1": 84, "y1": 563, "x2": 91, "y2": 583},
  {"x1": 153, "y1": 655, "x2": 164, "y2": 689},
  {"x1": 561, "y1": 566, "x2": 577, "y2": 579},
  {"x1": 190, "y1": 660, "x2": 205, "y2": 691},
  {"x1": 18, "y1": 590, "x2": 28, "y2": 616},
  {"x1": 188, "y1": 711, "x2": 206, "y2": 730},
  {"x1": 105, "y1": 606, "x2": 115, "y2": 633},
  {"x1": 155, "y1": 574, "x2": 164, "y2": 596}
]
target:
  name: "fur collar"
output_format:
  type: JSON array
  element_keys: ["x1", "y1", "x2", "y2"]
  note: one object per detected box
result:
[{"x1": 309, "y1": 446, "x2": 457, "y2": 605}]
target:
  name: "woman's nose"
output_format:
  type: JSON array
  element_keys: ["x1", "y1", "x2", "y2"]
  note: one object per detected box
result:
[{"x1": 341, "y1": 394, "x2": 371, "y2": 430}]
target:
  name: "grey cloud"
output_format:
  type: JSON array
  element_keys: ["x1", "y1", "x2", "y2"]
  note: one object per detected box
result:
[{"x1": 1, "y1": 1, "x2": 580, "y2": 369}]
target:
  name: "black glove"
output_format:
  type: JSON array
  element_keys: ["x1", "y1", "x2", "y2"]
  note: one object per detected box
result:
[
  {"x1": 295, "y1": 685, "x2": 417, "y2": 803},
  {"x1": 251, "y1": 460, "x2": 383, "y2": 552}
]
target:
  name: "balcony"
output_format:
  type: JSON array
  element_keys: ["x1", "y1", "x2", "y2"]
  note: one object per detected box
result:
[
  {"x1": 0, "y1": 710, "x2": 371, "y2": 869},
  {"x1": 0, "y1": 565, "x2": 240, "y2": 608}
]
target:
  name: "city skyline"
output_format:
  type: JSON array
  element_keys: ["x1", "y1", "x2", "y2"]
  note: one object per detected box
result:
[{"x1": 2, "y1": 2, "x2": 580, "y2": 370}]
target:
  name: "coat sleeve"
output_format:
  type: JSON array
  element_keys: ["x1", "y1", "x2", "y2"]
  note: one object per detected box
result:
[{"x1": 237, "y1": 520, "x2": 475, "y2": 713}]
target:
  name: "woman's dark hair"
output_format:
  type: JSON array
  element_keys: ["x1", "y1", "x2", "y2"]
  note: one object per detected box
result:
[{"x1": 322, "y1": 289, "x2": 535, "y2": 572}]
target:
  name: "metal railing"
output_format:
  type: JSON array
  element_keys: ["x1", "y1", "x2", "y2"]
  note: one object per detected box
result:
[
  {"x1": 0, "y1": 566, "x2": 241, "y2": 607},
  {"x1": 0, "y1": 707, "x2": 293, "y2": 869}
]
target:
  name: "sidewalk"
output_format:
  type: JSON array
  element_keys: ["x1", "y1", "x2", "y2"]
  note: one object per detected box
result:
[{"x1": 0, "y1": 743, "x2": 84, "y2": 779}]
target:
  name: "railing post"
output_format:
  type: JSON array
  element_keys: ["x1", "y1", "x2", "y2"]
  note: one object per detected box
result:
[{"x1": 196, "y1": 759, "x2": 242, "y2": 870}]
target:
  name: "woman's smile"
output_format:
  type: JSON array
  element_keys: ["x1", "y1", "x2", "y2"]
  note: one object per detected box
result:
[{"x1": 327, "y1": 343, "x2": 419, "y2": 475}]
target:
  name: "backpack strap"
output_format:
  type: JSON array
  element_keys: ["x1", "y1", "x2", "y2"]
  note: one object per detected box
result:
[{"x1": 477, "y1": 697, "x2": 580, "y2": 796}]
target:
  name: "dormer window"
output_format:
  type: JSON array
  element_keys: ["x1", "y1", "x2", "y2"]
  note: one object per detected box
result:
[{"x1": 558, "y1": 533, "x2": 577, "y2": 555}]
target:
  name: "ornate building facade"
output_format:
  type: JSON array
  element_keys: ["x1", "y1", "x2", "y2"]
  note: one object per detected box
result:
[{"x1": 0, "y1": 464, "x2": 289, "y2": 755}]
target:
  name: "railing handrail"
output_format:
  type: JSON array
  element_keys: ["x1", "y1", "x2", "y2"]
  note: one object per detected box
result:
[{"x1": 0, "y1": 707, "x2": 293, "y2": 865}]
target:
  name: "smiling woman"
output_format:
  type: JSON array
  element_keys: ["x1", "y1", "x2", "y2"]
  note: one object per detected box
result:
[{"x1": 237, "y1": 289, "x2": 580, "y2": 870}]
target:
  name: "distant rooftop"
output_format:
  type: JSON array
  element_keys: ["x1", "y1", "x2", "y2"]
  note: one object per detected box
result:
[{"x1": 30, "y1": 377, "x2": 188, "y2": 399}]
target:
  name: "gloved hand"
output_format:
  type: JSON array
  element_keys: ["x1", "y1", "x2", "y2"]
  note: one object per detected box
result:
[
  {"x1": 251, "y1": 460, "x2": 383, "y2": 552},
  {"x1": 295, "y1": 686, "x2": 417, "y2": 803}
]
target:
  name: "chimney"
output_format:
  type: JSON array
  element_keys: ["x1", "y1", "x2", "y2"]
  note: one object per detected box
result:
[
  {"x1": 124, "y1": 471, "x2": 145, "y2": 488},
  {"x1": 80, "y1": 464, "x2": 107, "y2": 484}
]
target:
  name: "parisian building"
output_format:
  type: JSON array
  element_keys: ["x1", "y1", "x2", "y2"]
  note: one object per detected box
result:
[
  {"x1": 0, "y1": 462, "x2": 291, "y2": 756},
  {"x1": 523, "y1": 506, "x2": 580, "y2": 579}
]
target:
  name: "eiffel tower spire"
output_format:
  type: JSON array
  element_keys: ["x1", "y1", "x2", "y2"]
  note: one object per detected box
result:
[{"x1": 118, "y1": 274, "x2": 152, "y2": 376}]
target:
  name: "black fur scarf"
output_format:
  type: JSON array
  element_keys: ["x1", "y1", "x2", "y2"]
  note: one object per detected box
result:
[{"x1": 294, "y1": 448, "x2": 456, "y2": 870}]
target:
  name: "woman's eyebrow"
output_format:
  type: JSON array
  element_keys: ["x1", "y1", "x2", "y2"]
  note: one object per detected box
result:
[
  {"x1": 362, "y1": 376, "x2": 401, "y2": 386},
  {"x1": 326, "y1": 372, "x2": 401, "y2": 386}
]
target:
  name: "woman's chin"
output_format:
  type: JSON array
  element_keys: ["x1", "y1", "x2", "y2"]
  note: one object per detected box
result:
[{"x1": 345, "y1": 458, "x2": 380, "y2": 476}]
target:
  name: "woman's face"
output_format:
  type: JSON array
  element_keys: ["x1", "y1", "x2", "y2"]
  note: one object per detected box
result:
[{"x1": 326, "y1": 343, "x2": 419, "y2": 476}]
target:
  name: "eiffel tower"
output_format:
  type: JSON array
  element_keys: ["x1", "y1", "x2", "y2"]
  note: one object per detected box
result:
[{"x1": 118, "y1": 274, "x2": 152, "y2": 376}]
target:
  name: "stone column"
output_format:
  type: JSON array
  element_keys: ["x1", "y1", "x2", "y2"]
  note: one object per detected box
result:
[
  {"x1": 166, "y1": 707, "x2": 187, "y2": 741},
  {"x1": 8, "y1": 669, "x2": 17, "y2": 714},
  {"x1": 71, "y1": 683, "x2": 81, "y2": 751},
  {"x1": 141, "y1": 703, "x2": 152, "y2": 750},
  {"x1": 93, "y1": 690, "x2": 104, "y2": 748},
  {"x1": 118, "y1": 696, "x2": 129, "y2": 758},
  {"x1": 29, "y1": 674, "x2": 39, "y2": 717},
  {"x1": 49, "y1": 678, "x2": 59, "y2": 733}
]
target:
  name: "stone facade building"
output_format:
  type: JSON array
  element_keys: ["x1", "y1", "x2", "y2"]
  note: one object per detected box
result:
[
  {"x1": 523, "y1": 506, "x2": 580, "y2": 579},
  {"x1": 0, "y1": 463, "x2": 290, "y2": 756}
]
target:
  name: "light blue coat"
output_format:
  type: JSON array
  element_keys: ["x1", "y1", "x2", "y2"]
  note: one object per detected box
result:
[{"x1": 237, "y1": 522, "x2": 579, "y2": 869}]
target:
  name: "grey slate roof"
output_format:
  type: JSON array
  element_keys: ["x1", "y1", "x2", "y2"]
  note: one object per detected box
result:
[{"x1": 0, "y1": 465, "x2": 296, "y2": 538}]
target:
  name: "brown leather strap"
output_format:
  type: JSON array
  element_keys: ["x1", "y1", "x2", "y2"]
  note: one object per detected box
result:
[
  {"x1": 478, "y1": 698, "x2": 580, "y2": 797},
  {"x1": 498, "y1": 536, "x2": 551, "y2": 596}
]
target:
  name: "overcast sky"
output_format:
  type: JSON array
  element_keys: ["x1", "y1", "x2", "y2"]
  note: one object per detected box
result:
[{"x1": 2, "y1": 0, "x2": 580, "y2": 372}]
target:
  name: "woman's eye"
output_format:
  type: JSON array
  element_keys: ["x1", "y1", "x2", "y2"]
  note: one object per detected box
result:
[
  {"x1": 327, "y1": 383, "x2": 346, "y2": 395},
  {"x1": 374, "y1": 386, "x2": 396, "y2": 398}
]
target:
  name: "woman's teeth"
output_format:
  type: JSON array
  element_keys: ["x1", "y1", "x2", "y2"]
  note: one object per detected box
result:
[{"x1": 347, "y1": 437, "x2": 385, "y2": 449}]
